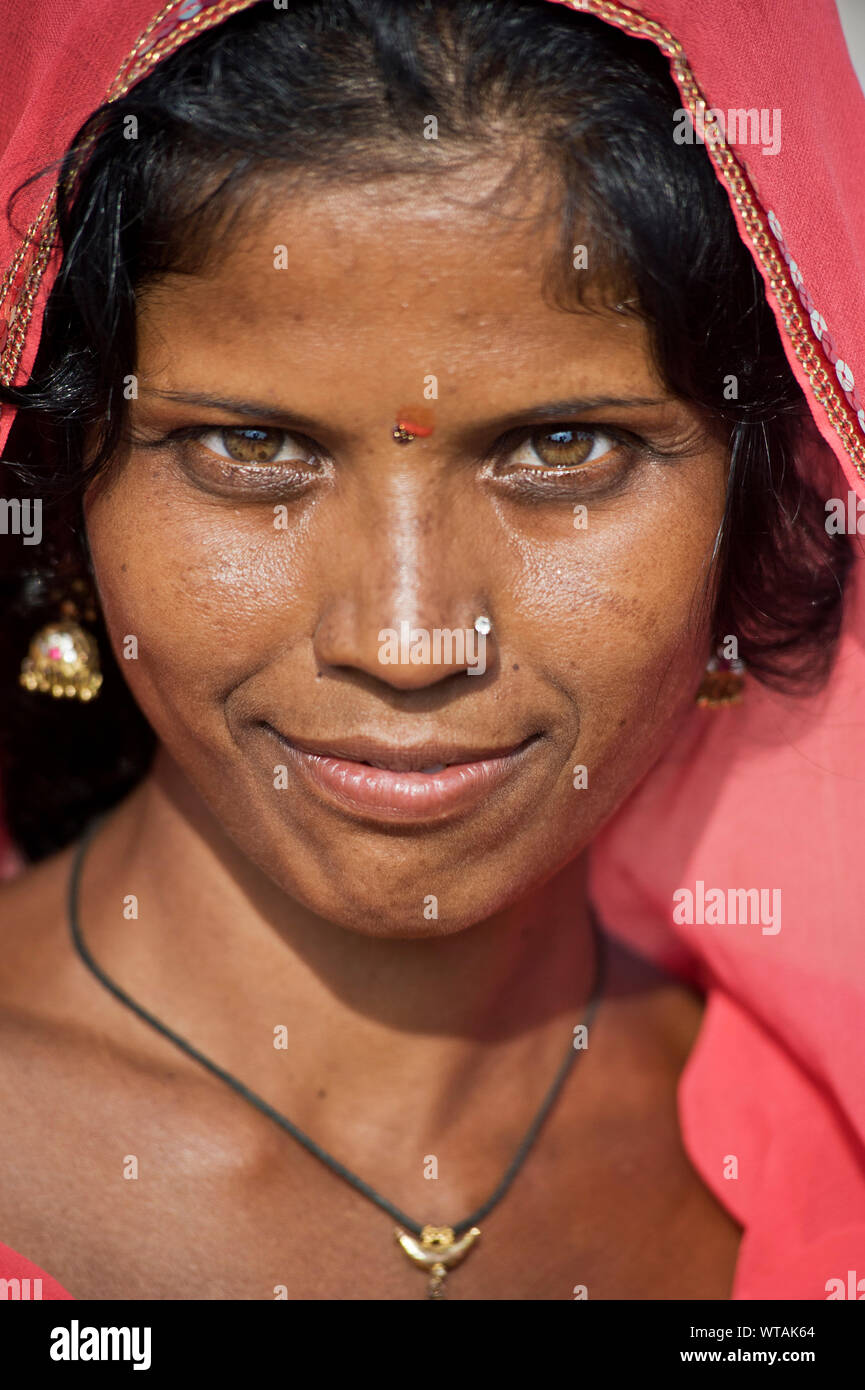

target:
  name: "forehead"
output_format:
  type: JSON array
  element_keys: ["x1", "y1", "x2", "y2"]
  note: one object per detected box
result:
[{"x1": 135, "y1": 158, "x2": 658, "y2": 400}]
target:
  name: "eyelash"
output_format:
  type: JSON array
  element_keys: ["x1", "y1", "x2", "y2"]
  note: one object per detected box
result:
[
  {"x1": 136, "y1": 421, "x2": 649, "y2": 483},
  {"x1": 492, "y1": 424, "x2": 637, "y2": 478}
]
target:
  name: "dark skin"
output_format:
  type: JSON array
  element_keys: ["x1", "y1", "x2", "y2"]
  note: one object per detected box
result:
[{"x1": 0, "y1": 159, "x2": 741, "y2": 1298}]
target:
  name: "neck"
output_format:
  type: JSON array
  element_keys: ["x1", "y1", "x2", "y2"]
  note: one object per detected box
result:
[{"x1": 76, "y1": 746, "x2": 598, "y2": 1167}]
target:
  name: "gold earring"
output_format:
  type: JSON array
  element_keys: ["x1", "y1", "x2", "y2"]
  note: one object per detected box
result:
[
  {"x1": 696, "y1": 651, "x2": 745, "y2": 708},
  {"x1": 19, "y1": 579, "x2": 103, "y2": 702}
]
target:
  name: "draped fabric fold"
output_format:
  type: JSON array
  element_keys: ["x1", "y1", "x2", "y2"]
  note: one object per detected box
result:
[{"x1": 2, "y1": 0, "x2": 864, "y2": 1298}]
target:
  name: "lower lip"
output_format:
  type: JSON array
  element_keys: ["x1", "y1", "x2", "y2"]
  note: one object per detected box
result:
[{"x1": 269, "y1": 732, "x2": 537, "y2": 822}]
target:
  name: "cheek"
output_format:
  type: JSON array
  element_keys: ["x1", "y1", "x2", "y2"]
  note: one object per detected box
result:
[
  {"x1": 505, "y1": 467, "x2": 724, "y2": 759},
  {"x1": 83, "y1": 468, "x2": 316, "y2": 739}
]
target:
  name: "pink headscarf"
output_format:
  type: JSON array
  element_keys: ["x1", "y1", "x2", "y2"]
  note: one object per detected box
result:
[{"x1": 2, "y1": 0, "x2": 864, "y2": 1299}]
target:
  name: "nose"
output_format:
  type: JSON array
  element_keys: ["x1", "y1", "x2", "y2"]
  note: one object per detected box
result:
[{"x1": 312, "y1": 477, "x2": 494, "y2": 690}]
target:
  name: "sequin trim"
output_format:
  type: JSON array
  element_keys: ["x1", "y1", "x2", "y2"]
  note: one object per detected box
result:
[
  {"x1": 2, "y1": 0, "x2": 865, "y2": 482},
  {"x1": 557, "y1": 0, "x2": 865, "y2": 479},
  {"x1": 0, "y1": 0, "x2": 260, "y2": 398}
]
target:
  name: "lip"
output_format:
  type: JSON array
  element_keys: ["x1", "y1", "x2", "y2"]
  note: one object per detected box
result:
[{"x1": 263, "y1": 726, "x2": 541, "y2": 823}]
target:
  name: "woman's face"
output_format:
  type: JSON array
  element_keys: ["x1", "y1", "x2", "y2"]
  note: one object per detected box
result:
[{"x1": 84, "y1": 158, "x2": 729, "y2": 937}]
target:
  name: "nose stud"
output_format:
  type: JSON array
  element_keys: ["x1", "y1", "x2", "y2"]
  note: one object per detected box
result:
[
  {"x1": 474, "y1": 616, "x2": 492, "y2": 636},
  {"x1": 392, "y1": 422, "x2": 416, "y2": 443}
]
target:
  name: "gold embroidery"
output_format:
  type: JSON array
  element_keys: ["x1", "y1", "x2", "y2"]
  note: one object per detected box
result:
[
  {"x1": 2, "y1": 0, "x2": 864, "y2": 485},
  {"x1": 561, "y1": 0, "x2": 865, "y2": 480},
  {"x1": 0, "y1": 0, "x2": 260, "y2": 391}
]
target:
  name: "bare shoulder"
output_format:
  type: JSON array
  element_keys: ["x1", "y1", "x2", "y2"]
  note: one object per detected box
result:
[
  {"x1": 0, "y1": 836, "x2": 152, "y2": 1092},
  {"x1": 0, "y1": 832, "x2": 174, "y2": 1071},
  {"x1": 0, "y1": 844, "x2": 80, "y2": 1019}
]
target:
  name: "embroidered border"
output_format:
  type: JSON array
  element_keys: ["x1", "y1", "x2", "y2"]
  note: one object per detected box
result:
[
  {"x1": 2, "y1": 0, "x2": 864, "y2": 483},
  {"x1": 0, "y1": 0, "x2": 260, "y2": 400},
  {"x1": 765, "y1": 208, "x2": 865, "y2": 440},
  {"x1": 558, "y1": 0, "x2": 865, "y2": 479}
]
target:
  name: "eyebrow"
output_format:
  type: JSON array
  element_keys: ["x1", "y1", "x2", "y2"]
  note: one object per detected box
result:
[{"x1": 138, "y1": 388, "x2": 672, "y2": 431}]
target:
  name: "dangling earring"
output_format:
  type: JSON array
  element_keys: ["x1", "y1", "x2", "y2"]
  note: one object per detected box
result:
[
  {"x1": 696, "y1": 648, "x2": 745, "y2": 708},
  {"x1": 19, "y1": 577, "x2": 103, "y2": 702}
]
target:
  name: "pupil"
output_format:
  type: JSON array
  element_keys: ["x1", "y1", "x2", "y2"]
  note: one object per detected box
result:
[{"x1": 222, "y1": 426, "x2": 283, "y2": 462}]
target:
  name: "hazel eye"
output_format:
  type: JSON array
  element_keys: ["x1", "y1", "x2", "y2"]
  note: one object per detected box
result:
[
  {"x1": 508, "y1": 427, "x2": 617, "y2": 470},
  {"x1": 198, "y1": 426, "x2": 315, "y2": 464}
]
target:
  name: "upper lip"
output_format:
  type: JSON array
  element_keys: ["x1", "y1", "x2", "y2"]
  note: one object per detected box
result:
[{"x1": 265, "y1": 726, "x2": 537, "y2": 771}]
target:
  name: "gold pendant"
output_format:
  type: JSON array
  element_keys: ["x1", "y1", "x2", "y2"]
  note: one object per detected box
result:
[{"x1": 395, "y1": 1224, "x2": 481, "y2": 1299}]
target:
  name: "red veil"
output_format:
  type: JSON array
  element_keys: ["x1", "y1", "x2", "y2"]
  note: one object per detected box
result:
[{"x1": 2, "y1": 0, "x2": 864, "y2": 1298}]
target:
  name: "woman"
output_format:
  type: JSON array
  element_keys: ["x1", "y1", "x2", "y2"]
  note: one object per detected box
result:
[{"x1": 0, "y1": 0, "x2": 863, "y2": 1301}]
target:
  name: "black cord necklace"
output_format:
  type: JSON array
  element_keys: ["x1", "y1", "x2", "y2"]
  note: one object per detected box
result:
[{"x1": 67, "y1": 814, "x2": 607, "y2": 1298}]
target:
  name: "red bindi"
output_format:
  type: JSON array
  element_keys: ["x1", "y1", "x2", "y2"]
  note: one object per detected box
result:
[{"x1": 393, "y1": 404, "x2": 435, "y2": 438}]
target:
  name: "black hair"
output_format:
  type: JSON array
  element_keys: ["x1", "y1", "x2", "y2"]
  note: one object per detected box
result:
[{"x1": 0, "y1": 0, "x2": 852, "y2": 861}]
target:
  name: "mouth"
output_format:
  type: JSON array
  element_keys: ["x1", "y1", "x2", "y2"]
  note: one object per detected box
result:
[{"x1": 262, "y1": 726, "x2": 542, "y2": 823}]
